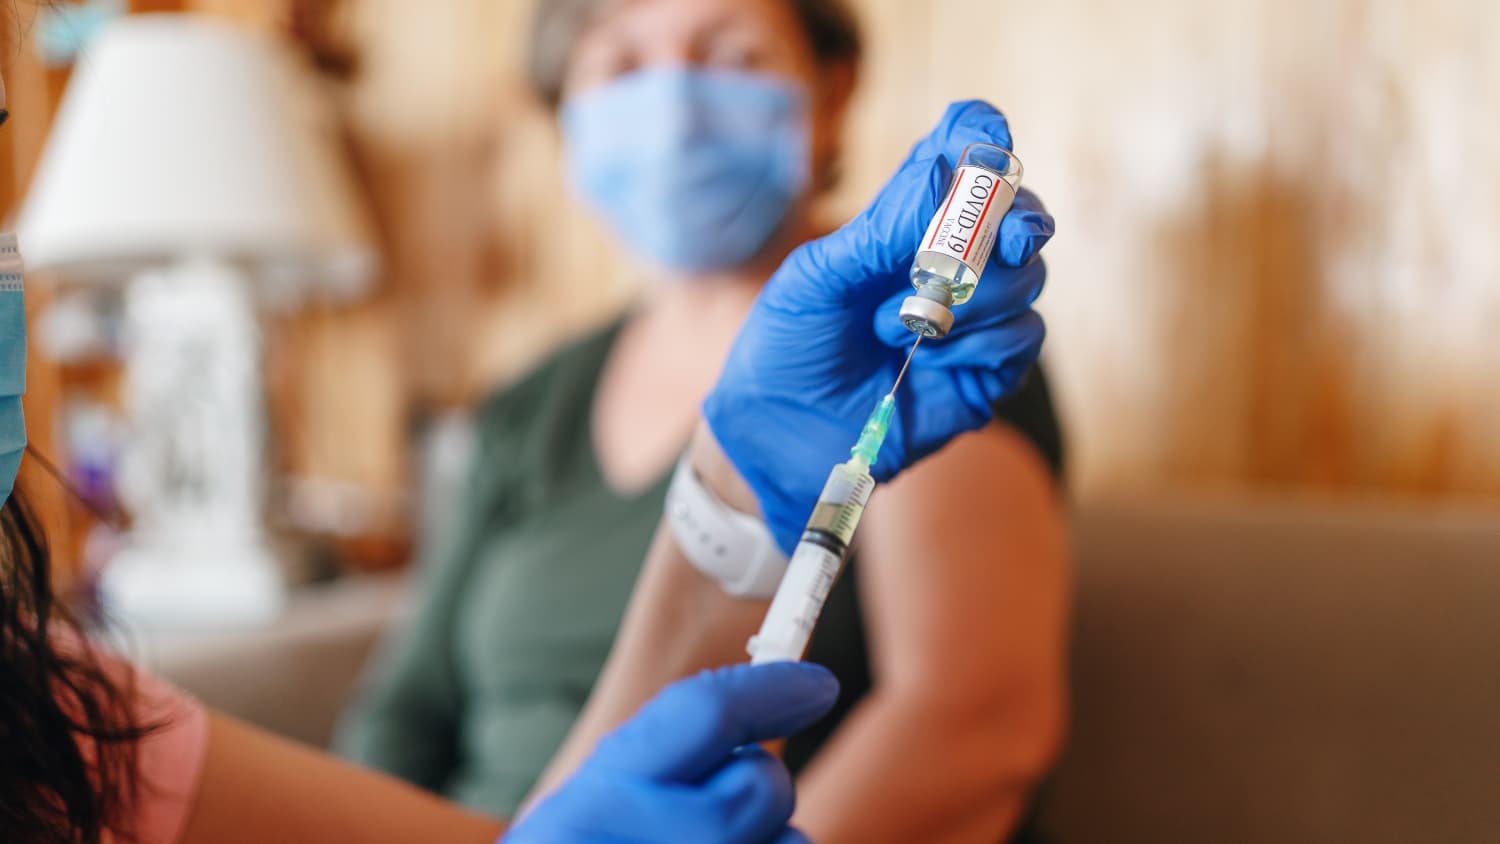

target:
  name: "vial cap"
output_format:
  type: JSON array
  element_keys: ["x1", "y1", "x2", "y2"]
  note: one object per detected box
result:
[{"x1": 898, "y1": 295, "x2": 953, "y2": 338}]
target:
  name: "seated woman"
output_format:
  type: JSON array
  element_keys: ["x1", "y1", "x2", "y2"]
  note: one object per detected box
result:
[{"x1": 337, "y1": 0, "x2": 1069, "y2": 840}]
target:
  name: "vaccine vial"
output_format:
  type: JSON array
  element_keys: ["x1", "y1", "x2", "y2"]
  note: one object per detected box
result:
[{"x1": 901, "y1": 143, "x2": 1023, "y2": 338}]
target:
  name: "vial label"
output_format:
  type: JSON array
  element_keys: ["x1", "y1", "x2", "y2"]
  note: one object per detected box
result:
[{"x1": 918, "y1": 164, "x2": 1015, "y2": 280}]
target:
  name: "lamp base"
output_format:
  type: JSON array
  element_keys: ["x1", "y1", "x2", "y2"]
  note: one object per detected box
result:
[{"x1": 100, "y1": 541, "x2": 285, "y2": 628}]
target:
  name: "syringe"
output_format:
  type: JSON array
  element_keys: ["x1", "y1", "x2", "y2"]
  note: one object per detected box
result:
[{"x1": 747, "y1": 338, "x2": 921, "y2": 665}]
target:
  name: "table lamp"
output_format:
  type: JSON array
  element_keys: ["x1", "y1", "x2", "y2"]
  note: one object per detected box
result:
[{"x1": 17, "y1": 14, "x2": 378, "y2": 626}]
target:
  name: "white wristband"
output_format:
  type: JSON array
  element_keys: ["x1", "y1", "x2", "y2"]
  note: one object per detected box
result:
[{"x1": 665, "y1": 456, "x2": 788, "y2": 599}]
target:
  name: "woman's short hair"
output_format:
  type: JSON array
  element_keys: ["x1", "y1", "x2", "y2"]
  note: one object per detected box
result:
[{"x1": 526, "y1": 0, "x2": 863, "y2": 109}]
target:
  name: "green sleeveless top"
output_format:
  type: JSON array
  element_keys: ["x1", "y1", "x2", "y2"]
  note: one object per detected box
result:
[{"x1": 336, "y1": 319, "x2": 1064, "y2": 824}]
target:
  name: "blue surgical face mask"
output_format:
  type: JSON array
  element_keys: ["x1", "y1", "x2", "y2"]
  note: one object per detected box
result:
[
  {"x1": 562, "y1": 67, "x2": 810, "y2": 273},
  {"x1": 0, "y1": 233, "x2": 25, "y2": 508}
]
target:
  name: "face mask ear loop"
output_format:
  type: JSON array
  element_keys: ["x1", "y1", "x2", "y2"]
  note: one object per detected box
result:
[{"x1": 23, "y1": 443, "x2": 129, "y2": 531}]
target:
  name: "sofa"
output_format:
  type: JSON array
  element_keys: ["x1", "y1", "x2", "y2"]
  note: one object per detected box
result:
[{"x1": 1038, "y1": 495, "x2": 1500, "y2": 843}]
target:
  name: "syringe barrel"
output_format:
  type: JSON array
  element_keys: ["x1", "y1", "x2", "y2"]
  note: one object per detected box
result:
[
  {"x1": 748, "y1": 461, "x2": 875, "y2": 664},
  {"x1": 748, "y1": 532, "x2": 849, "y2": 664},
  {"x1": 903, "y1": 143, "x2": 1022, "y2": 338}
]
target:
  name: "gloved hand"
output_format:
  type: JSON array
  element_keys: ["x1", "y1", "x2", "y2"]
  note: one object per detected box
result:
[
  {"x1": 703, "y1": 100, "x2": 1057, "y2": 554},
  {"x1": 503, "y1": 662, "x2": 839, "y2": 844}
]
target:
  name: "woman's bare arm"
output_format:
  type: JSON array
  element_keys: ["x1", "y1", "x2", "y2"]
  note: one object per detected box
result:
[
  {"x1": 790, "y1": 426, "x2": 1071, "y2": 843},
  {"x1": 178, "y1": 713, "x2": 505, "y2": 844},
  {"x1": 525, "y1": 425, "x2": 774, "y2": 806}
]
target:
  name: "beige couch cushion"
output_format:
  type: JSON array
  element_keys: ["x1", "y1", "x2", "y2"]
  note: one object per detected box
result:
[
  {"x1": 1040, "y1": 496, "x2": 1500, "y2": 843},
  {"x1": 129, "y1": 575, "x2": 407, "y2": 748}
]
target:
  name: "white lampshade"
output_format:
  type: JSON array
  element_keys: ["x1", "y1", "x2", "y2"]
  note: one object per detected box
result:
[{"x1": 17, "y1": 14, "x2": 378, "y2": 302}]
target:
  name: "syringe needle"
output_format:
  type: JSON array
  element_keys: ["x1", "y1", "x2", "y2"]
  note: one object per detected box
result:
[{"x1": 888, "y1": 335, "x2": 922, "y2": 397}]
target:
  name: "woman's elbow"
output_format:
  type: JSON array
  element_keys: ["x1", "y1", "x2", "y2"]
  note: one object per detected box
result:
[{"x1": 892, "y1": 667, "x2": 1068, "y2": 790}]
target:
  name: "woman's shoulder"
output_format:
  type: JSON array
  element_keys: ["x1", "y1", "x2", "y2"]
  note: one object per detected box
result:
[
  {"x1": 475, "y1": 319, "x2": 624, "y2": 437},
  {"x1": 461, "y1": 319, "x2": 626, "y2": 501},
  {"x1": 52, "y1": 631, "x2": 209, "y2": 844}
]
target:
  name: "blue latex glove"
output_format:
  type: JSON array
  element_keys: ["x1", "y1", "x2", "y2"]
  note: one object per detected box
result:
[
  {"x1": 703, "y1": 100, "x2": 1057, "y2": 554},
  {"x1": 503, "y1": 662, "x2": 839, "y2": 844}
]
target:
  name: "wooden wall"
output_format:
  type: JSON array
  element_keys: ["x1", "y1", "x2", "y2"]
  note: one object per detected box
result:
[
  {"x1": 965, "y1": 0, "x2": 1500, "y2": 501},
  {"x1": 7, "y1": 0, "x2": 1498, "y2": 570}
]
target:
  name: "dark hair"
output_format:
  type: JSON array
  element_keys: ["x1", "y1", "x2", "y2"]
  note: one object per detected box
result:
[
  {"x1": 0, "y1": 489, "x2": 154, "y2": 844},
  {"x1": 526, "y1": 0, "x2": 863, "y2": 109}
]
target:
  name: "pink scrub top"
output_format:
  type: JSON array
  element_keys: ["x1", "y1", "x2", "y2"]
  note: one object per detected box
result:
[{"x1": 57, "y1": 633, "x2": 209, "y2": 844}]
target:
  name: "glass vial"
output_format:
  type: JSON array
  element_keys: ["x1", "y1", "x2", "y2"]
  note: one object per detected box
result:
[{"x1": 901, "y1": 143, "x2": 1023, "y2": 338}]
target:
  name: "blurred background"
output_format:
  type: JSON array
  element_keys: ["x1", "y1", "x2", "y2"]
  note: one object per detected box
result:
[
  {"x1": 4, "y1": 2, "x2": 1498, "y2": 841},
  {"x1": 5, "y1": 0, "x2": 1497, "y2": 577}
]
